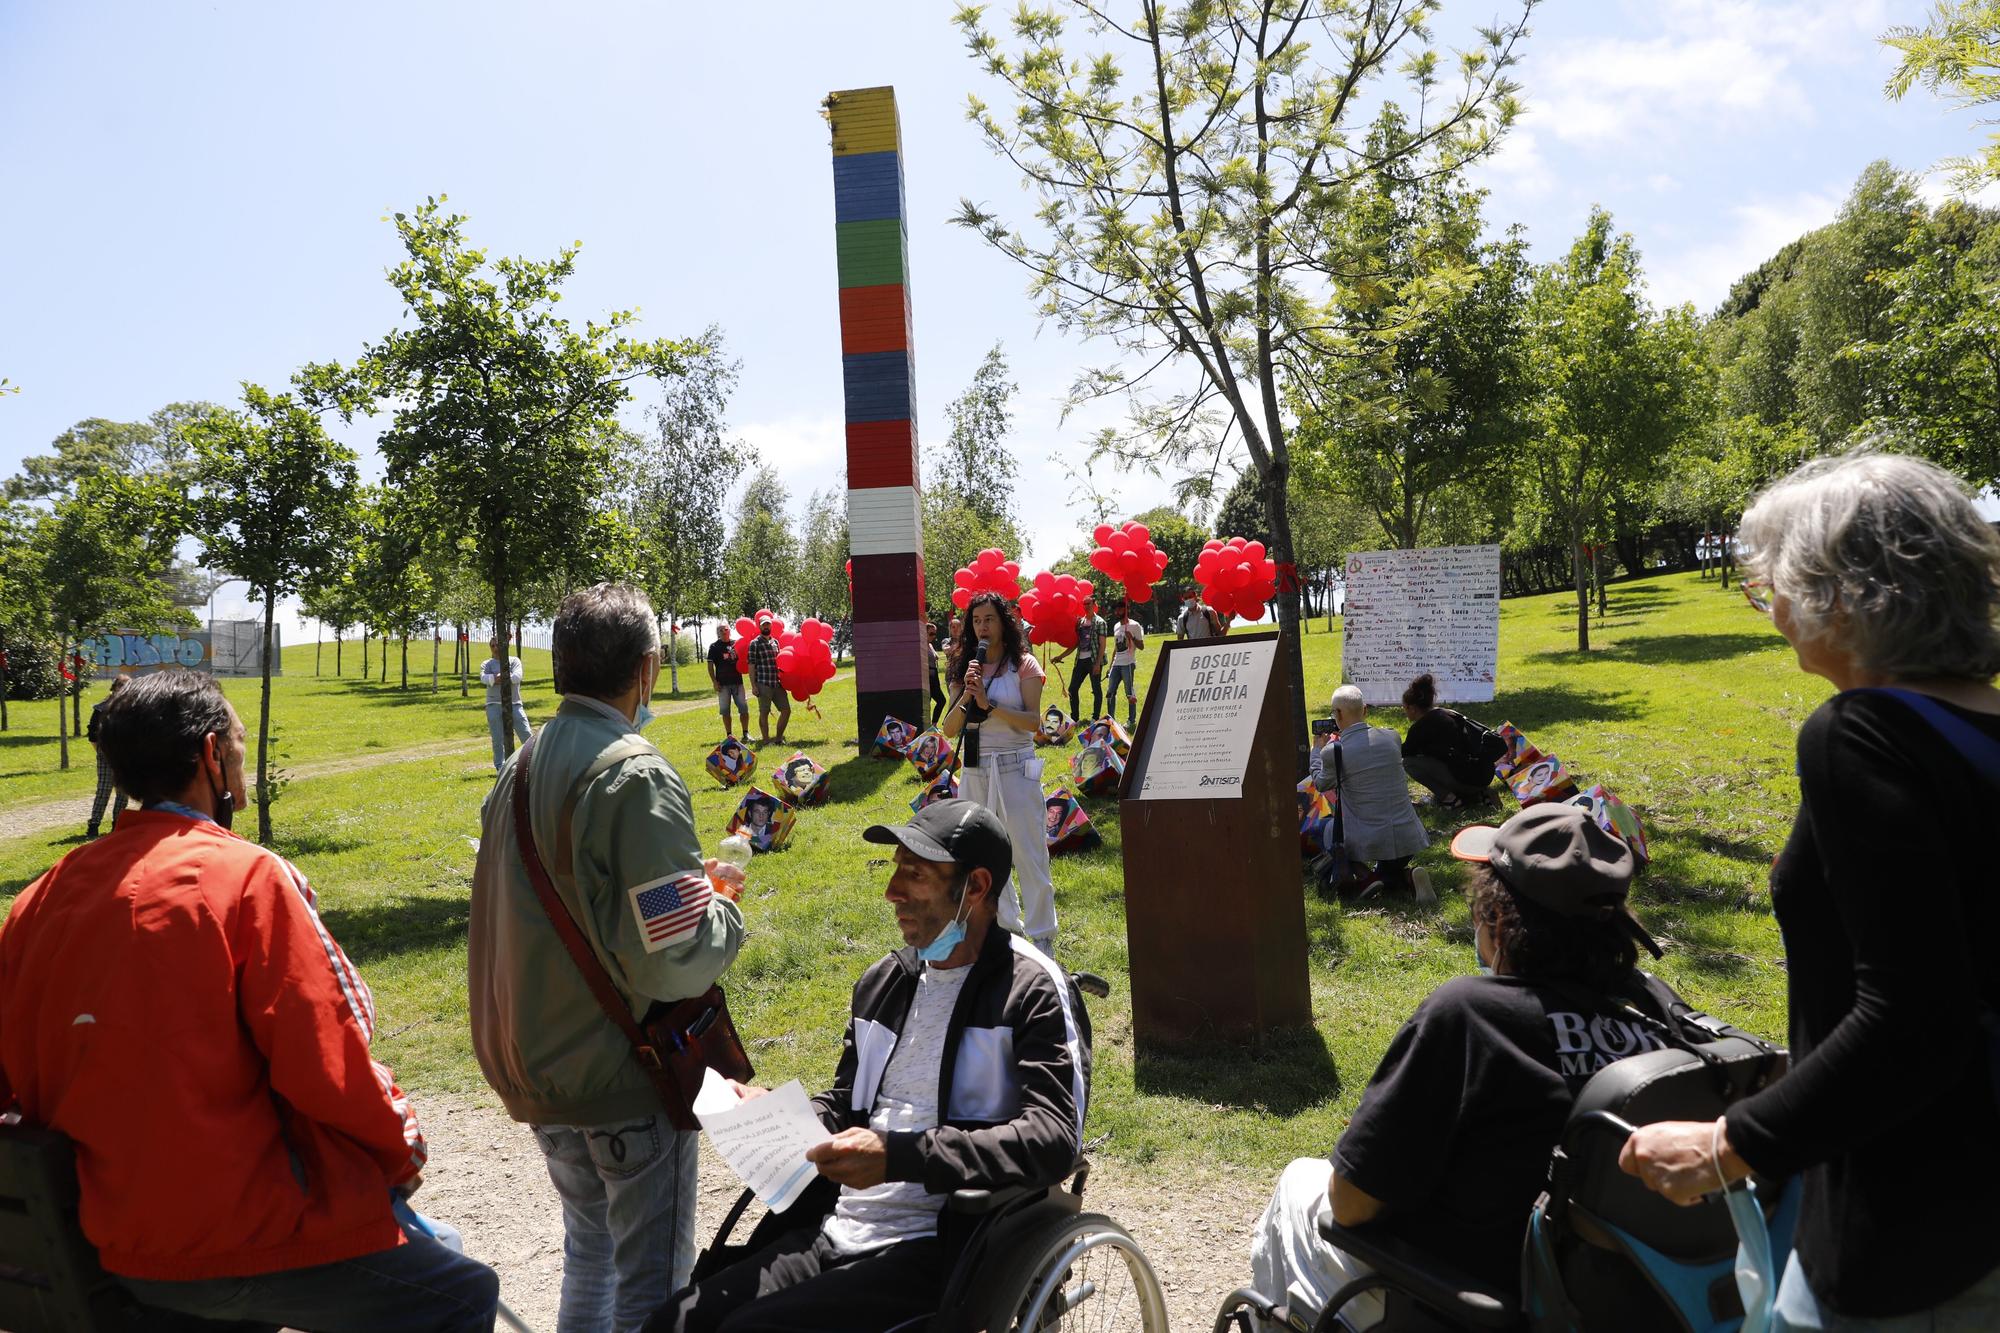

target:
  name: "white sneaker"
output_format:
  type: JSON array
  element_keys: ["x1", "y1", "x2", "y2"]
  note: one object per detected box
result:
[{"x1": 1411, "y1": 867, "x2": 1436, "y2": 907}]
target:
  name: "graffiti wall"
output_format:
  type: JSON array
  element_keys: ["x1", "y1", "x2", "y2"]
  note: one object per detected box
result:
[{"x1": 82, "y1": 632, "x2": 213, "y2": 674}]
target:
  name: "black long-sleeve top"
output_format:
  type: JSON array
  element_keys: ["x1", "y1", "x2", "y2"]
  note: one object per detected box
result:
[{"x1": 1724, "y1": 690, "x2": 2000, "y2": 1316}]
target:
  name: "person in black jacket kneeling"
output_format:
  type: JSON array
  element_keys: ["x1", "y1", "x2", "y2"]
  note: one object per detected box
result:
[
  {"x1": 1398, "y1": 673, "x2": 1497, "y2": 810},
  {"x1": 646, "y1": 799, "x2": 1090, "y2": 1333}
]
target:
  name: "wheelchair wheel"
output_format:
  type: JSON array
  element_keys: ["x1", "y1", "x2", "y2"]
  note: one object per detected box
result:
[{"x1": 980, "y1": 1212, "x2": 1170, "y2": 1332}]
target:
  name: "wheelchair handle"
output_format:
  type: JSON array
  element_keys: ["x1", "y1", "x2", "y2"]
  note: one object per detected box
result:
[{"x1": 1564, "y1": 1110, "x2": 1641, "y2": 1154}]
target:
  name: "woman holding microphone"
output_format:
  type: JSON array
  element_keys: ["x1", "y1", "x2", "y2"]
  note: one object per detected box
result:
[{"x1": 940, "y1": 591, "x2": 1057, "y2": 957}]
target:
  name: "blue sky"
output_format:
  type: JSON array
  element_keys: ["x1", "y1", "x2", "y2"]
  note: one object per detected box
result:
[{"x1": 0, "y1": 1, "x2": 1980, "y2": 627}]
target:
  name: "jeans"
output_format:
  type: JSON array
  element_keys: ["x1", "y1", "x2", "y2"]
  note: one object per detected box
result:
[
  {"x1": 645, "y1": 1229, "x2": 946, "y2": 1333},
  {"x1": 118, "y1": 1222, "x2": 499, "y2": 1333},
  {"x1": 1105, "y1": 662, "x2": 1137, "y2": 725},
  {"x1": 486, "y1": 699, "x2": 531, "y2": 771},
  {"x1": 534, "y1": 1112, "x2": 700, "y2": 1333},
  {"x1": 716, "y1": 683, "x2": 748, "y2": 730},
  {"x1": 928, "y1": 667, "x2": 947, "y2": 724},
  {"x1": 1068, "y1": 660, "x2": 1102, "y2": 722},
  {"x1": 1776, "y1": 1251, "x2": 2000, "y2": 1331},
  {"x1": 959, "y1": 747, "x2": 1057, "y2": 943}
]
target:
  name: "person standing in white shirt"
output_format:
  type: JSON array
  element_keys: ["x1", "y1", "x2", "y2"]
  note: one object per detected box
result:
[{"x1": 480, "y1": 634, "x2": 531, "y2": 772}]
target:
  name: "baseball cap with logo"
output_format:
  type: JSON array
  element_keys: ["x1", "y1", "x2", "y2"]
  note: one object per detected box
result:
[
  {"x1": 863, "y1": 798, "x2": 1013, "y2": 889},
  {"x1": 1450, "y1": 804, "x2": 1661, "y2": 957}
]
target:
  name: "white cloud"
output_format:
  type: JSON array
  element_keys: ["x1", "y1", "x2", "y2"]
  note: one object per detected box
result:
[
  {"x1": 1644, "y1": 188, "x2": 1845, "y2": 312},
  {"x1": 1475, "y1": 128, "x2": 1555, "y2": 201},
  {"x1": 1525, "y1": 0, "x2": 1894, "y2": 151}
]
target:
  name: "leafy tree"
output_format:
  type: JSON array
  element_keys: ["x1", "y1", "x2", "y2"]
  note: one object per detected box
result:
[
  {"x1": 1288, "y1": 475, "x2": 1380, "y2": 623},
  {"x1": 1129, "y1": 505, "x2": 1209, "y2": 600},
  {"x1": 1213, "y1": 469, "x2": 1270, "y2": 549},
  {"x1": 1294, "y1": 108, "x2": 1529, "y2": 548},
  {"x1": 936, "y1": 343, "x2": 1020, "y2": 526},
  {"x1": 26, "y1": 470, "x2": 186, "y2": 769},
  {"x1": 797, "y1": 486, "x2": 852, "y2": 630},
  {"x1": 953, "y1": 0, "x2": 1535, "y2": 773},
  {"x1": 347, "y1": 488, "x2": 436, "y2": 690},
  {"x1": 1884, "y1": 2, "x2": 2000, "y2": 189},
  {"x1": 1520, "y1": 209, "x2": 1709, "y2": 651},
  {"x1": 301, "y1": 198, "x2": 708, "y2": 760},
  {"x1": 190, "y1": 384, "x2": 358, "y2": 841},
  {"x1": 615, "y1": 336, "x2": 749, "y2": 690},
  {"x1": 1863, "y1": 198, "x2": 2000, "y2": 487},
  {"x1": 722, "y1": 465, "x2": 798, "y2": 617},
  {"x1": 919, "y1": 492, "x2": 1027, "y2": 623},
  {"x1": 5, "y1": 402, "x2": 222, "y2": 502}
]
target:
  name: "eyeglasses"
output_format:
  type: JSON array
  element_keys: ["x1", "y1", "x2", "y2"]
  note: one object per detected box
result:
[{"x1": 1741, "y1": 578, "x2": 1773, "y2": 615}]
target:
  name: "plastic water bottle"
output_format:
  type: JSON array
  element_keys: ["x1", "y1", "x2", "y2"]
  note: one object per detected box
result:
[{"x1": 714, "y1": 833, "x2": 752, "y2": 902}]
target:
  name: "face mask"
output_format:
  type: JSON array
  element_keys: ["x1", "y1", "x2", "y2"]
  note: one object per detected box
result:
[
  {"x1": 210, "y1": 756, "x2": 236, "y2": 832},
  {"x1": 918, "y1": 876, "x2": 974, "y2": 963},
  {"x1": 635, "y1": 703, "x2": 655, "y2": 730}
]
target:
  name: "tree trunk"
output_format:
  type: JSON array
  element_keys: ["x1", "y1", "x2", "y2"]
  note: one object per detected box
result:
[
  {"x1": 1594, "y1": 550, "x2": 1608, "y2": 620},
  {"x1": 57, "y1": 631, "x2": 71, "y2": 771},
  {"x1": 1, "y1": 624, "x2": 10, "y2": 731},
  {"x1": 400, "y1": 635, "x2": 409, "y2": 690},
  {"x1": 495, "y1": 585, "x2": 522, "y2": 764},
  {"x1": 315, "y1": 637, "x2": 322, "y2": 677},
  {"x1": 431, "y1": 630, "x2": 439, "y2": 693},
  {"x1": 335, "y1": 631, "x2": 342, "y2": 676},
  {"x1": 1260, "y1": 463, "x2": 1311, "y2": 778},
  {"x1": 666, "y1": 616, "x2": 680, "y2": 694},
  {"x1": 257, "y1": 590, "x2": 275, "y2": 844},
  {"x1": 363, "y1": 631, "x2": 370, "y2": 679},
  {"x1": 459, "y1": 623, "x2": 470, "y2": 697},
  {"x1": 1573, "y1": 540, "x2": 1591, "y2": 653},
  {"x1": 72, "y1": 667, "x2": 83, "y2": 736}
]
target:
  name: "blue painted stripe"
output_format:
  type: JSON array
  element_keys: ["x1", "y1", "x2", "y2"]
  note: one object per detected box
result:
[
  {"x1": 842, "y1": 351, "x2": 913, "y2": 423},
  {"x1": 833, "y1": 151, "x2": 904, "y2": 224}
]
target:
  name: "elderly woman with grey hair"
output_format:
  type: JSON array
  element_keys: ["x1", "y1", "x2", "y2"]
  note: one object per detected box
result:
[
  {"x1": 1621, "y1": 453, "x2": 2000, "y2": 1329},
  {"x1": 1311, "y1": 683, "x2": 1430, "y2": 899}
]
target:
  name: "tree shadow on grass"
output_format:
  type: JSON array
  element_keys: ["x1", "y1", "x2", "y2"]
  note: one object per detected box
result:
[
  {"x1": 1467, "y1": 684, "x2": 1642, "y2": 732},
  {"x1": 319, "y1": 893, "x2": 470, "y2": 965},
  {"x1": 0, "y1": 735, "x2": 49, "y2": 748},
  {"x1": 266, "y1": 828, "x2": 374, "y2": 859},
  {"x1": 1134, "y1": 1019, "x2": 1342, "y2": 1117},
  {"x1": 1528, "y1": 633, "x2": 1778, "y2": 668},
  {"x1": 823, "y1": 747, "x2": 904, "y2": 804}
]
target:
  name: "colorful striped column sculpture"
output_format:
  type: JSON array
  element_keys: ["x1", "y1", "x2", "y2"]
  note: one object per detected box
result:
[{"x1": 827, "y1": 86, "x2": 926, "y2": 746}]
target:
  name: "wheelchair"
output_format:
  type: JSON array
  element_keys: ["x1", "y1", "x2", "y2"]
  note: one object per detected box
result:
[
  {"x1": 691, "y1": 970, "x2": 1172, "y2": 1333},
  {"x1": 1212, "y1": 1022, "x2": 1798, "y2": 1333}
]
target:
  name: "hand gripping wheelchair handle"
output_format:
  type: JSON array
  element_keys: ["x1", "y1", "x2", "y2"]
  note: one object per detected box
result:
[{"x1": 1313, "y1": 1214, "x2": 1519, "y2": 1331}]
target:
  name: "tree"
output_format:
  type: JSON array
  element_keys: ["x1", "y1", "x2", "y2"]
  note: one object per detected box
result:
[
  {"x1": 346, "y1": 488, "x2": 436, "y2": 691},
  {"x1": 1129, "y1": 505, "x2": 1209, "y2": 599},
  {"x1": 796, "y1": 486, "x2": 852, "y2": 629},
  {"x1": 1884, "y1": 1, "x2": 2000, "y2": 190},
  {"x1": 953, "y1": 0, "x2": 1535, "y2": 773},
  {"x1": 1864, "y1": 198, "x2": 2000, "y2": 487},
  {"x1": 615, "y1": 336, "x2": 749, "y2": 690},
  {"x1": 722, "y1": 466, "x2": 798, "y2": 617},
  {"x1": 26, "y1": 470, "x2": 186, "y2": 769},
  {"x1": 920, "y1": 492, "x2": 1028, "y2": 623},
  {"x1": 1520, "y1": 209, "x2": 1709, "y2": 651},
  {"x1": 936, "y1": 343, "x2": 1021, "y2": 525},
  {"x1": 1213, "y1": 469, "x2": 1270, "y2": 549},
  {"x1": 190, "y1": 384, "x2": 358, "y2": 842},
  {"x1": 1293, "y1": 108, "x2": 1529, "y2": 548},
  {"x1": 5, "y1": 402, "x2": 222, "y2": 502},
  {"x1": 301, "y1": 197, "x2": 708, "y2": 762}
]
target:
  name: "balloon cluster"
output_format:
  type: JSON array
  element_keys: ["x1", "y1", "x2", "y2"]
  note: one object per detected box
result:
[
  {"x1": 1089, "y1": 522, "x2": 1170, "y2": 602},
  {"x1": 1193, "y1": 537, "x2": 1278, "y2": 622},
  {"x1": 732, "y1": 610, "x2": 788, "y2": 676},
  {"x1": 1016, "y1": 571, "x2": 1094, "y2": 650},
  {"x1": 951, "y1": 548, "x2": 1022, "y2": 610},
  {"x1": 777, "y1": 618, "x2": 838, "y2": 703}
]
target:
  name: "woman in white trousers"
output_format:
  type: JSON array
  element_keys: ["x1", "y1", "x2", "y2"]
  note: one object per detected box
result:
[{"x1": 940, "y1": 591, "x2": 1058, "y2": 955}]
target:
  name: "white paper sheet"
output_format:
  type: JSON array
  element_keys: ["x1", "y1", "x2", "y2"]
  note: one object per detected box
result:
[{"x1": 693, "y1": 1067, "x2": 834, "y2": 1212}]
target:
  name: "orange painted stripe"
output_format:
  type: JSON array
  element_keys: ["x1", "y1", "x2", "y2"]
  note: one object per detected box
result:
[{"x1": 839, "y1": 284, "x2": 909, "y2": 355}]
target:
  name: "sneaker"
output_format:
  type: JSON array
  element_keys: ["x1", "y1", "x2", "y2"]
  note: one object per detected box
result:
[
  {"x1": 1411, "y1": 867, "x2": 1437, "y2": 907},
  {"x1": 84, "y1": 825, "x2": 99, "y2": 840}
]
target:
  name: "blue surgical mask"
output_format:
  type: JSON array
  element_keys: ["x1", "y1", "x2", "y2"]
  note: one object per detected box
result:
[
  {"x1": 634, "y1": 703, "x2": 655, "y2": 730},
  {"x1": 918, "y1": 881, "x2": 974, "y2": 962}
]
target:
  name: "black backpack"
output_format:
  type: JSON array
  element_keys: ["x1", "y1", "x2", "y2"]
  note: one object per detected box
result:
[{"x1": 1453, "y1": 710, "x2": 1509, "y2": 766}]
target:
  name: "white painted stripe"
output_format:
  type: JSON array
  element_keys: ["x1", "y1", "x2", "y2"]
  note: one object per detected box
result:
[
  {"x1": 847, "y1": 485, "x2": 921, "y2": 556},
  {"x1": 1009, "y1": 934, "x2": 1087, "y2": 1140}
]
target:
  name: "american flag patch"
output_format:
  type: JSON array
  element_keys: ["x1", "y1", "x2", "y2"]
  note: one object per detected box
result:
[{"x1": 628, "y1": 870, "x2": 713, "y2": 953}]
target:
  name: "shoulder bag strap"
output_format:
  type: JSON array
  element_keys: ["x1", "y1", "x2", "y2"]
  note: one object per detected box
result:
[
  {"x1": 1856, "y1": 687, "x2": 2000, "y2": 787},
  {"x1": 510, "y1": 733, "x2": 683, "y2": 1096}
]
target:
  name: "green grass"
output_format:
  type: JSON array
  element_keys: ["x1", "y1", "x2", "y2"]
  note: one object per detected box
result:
[{"x1": 0, "y1": 572, "x2": 1816, "y2": 1177}]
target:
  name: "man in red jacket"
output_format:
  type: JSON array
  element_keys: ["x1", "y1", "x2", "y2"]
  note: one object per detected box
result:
[{"x1": 0, "y1": 671, "x2": 498, "y2": 1331}]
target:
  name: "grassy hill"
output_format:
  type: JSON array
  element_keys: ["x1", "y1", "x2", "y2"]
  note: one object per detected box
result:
[{"x1": 0, "y1": 571, "x2": 1816, "y2": 1173}]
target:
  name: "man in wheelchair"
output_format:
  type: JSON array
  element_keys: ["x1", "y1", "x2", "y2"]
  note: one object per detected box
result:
[
  {"x1": 1250, "y1": 805, "x2": 1689, "y2": 1331},
  {"x1": 646, "y1": 799, "x2": 1089, "y2": 1333}
]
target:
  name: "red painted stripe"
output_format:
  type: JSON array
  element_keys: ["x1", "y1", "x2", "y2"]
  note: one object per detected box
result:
[
  {"x1": 847, "y1": 419, "x2": 917, "y2": 489},
  {"x1": 852, "y1": 553, "x2": 926, "y2": 622}
]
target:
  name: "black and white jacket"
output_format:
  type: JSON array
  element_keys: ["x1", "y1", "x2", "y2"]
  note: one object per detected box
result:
[{"x1": 811, "y1": 926, "x2": 1091, "y2": 1195}]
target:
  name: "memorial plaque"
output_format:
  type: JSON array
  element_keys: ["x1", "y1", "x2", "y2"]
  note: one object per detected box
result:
[
  {"x1": 1341, "y1": 544, "x2": 1501, "y2": 706},
  {"x1": 1118, "y1": 631, "x2": 1311, "y2": 1044}
]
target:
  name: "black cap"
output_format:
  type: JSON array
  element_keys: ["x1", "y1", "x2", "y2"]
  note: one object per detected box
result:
[
  {"x1": 1451, "y1": 804, "x2": 1661, "y2": 958},
  {"x1": 863, "y1": 799, "x2": 1013, "y2": 888}
]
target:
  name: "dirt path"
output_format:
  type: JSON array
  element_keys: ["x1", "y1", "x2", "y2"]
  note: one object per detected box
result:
[
  {"x1": 0, "y1": 675, "x2": 852, "y2": 847},
  {"x1": 418, "y1": 1091, "x2": 1266, "y2": 1333}
]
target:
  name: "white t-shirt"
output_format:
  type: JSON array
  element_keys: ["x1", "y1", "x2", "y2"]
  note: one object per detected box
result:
[
  {"x1": 975, "y1": 654, "x2": 1043, "y2": 750},
  {"x1": 479, "y1": 656, "x2": 524, "y2": 704},
  {"x1": 1111, "y1": 621, "x2": 1144, "y2": 667},
  {"x1": 822, "y1": 963, "x2": 972, "y2": 1255}
]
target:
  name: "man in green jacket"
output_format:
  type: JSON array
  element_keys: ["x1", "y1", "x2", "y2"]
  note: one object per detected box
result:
[{"x1": 470, "y1": 583, "x2": 748, "y2": 1333}]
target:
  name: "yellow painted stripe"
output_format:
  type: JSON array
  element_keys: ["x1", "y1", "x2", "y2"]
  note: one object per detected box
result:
[{"x1": 827, "y1": 86, "x2": 900, "y2": 155}]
